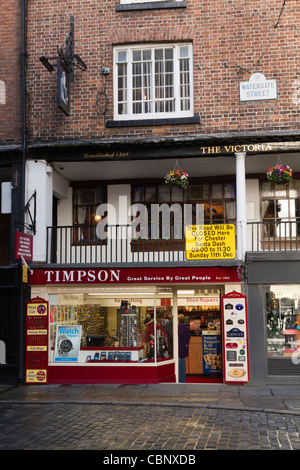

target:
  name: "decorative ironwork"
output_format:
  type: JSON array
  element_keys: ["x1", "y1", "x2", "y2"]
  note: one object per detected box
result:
[
  {"x1": 15, "y1": 190, "x2": 37, "y2": 235},
  {"x1": 39, "y1": 15, "x2": 87, "y2": 115}
]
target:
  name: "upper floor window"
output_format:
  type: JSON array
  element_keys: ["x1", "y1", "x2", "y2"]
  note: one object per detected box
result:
[
  {"x1": 73, "y1": 186, "x2": 106, "y2": 243},
  {"x1": 261, "y1": 180, "x2": 300, "y2": 237},
  {"x1": 132, "y1": 182, "x2": 236, "y2": 239},
  {"x1": 114, "y1": 43, "x2": 193, "y2": 120}
]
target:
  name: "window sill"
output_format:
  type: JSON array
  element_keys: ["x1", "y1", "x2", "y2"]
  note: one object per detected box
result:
[
  {"x1": 107, "y1": 115, "x2": 200, "y2": 128},
  {"x1": 116, "y1": 1, "x2": 187, "y2": 11}
]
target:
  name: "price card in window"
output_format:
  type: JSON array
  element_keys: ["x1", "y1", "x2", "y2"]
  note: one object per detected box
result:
[{"x1": 222, "y1": 291, "x2": 249, "y2": 383}]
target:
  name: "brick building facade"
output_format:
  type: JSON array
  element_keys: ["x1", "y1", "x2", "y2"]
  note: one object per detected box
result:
[
  {"x1": 0, "y1": 0, "x2": 22, "y2": 145},
  {"x1": 1, "y1": 0, "x2": 300, "y2": 385},
  {"x1": 25, "y1": 0, "x2": 299, "y2": 143}
]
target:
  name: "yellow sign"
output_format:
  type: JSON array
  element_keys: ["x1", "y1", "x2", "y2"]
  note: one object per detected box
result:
[
  {"x1": 22, "y1": 264, "x2": 28, "y2": 283},
  {"x1": 26, "y1": 369, "x2": 47, "y2": 383},
  {"x1": 27, "y1": 346, "x2": 47, "y2": 352},
  {"x1": 27, "y1": 303, "x2": 48, "y2": 316},
  {"x1": 186, "y1": 224, "x2": 236, "y2": 260},
  {"x1": 27, "y1": 329, "x2": 47, "y2": 335}
]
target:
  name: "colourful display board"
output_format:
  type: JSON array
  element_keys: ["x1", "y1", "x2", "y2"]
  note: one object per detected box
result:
[
  {"x1": 25, "y1": 297, "x2": 49, "y2": 384},
  {"x1": 202, "y1": 333, "x2": 222, "y2": 374},
  {"x1": 222, "y1": 291, "x2": 249, "y2": 383}
]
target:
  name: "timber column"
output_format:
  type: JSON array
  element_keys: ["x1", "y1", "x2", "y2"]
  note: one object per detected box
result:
[{"x1": 235, "y1": 152, "x2": 247, "y2": 261}]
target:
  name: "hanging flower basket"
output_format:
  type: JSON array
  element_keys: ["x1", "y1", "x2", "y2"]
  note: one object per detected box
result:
[
  {"x1": 165, "y1": 167, "x2": 189, "y2": 189},
  {"x1": 266, "y1": 164, "x2": 293, "y2": 185}
]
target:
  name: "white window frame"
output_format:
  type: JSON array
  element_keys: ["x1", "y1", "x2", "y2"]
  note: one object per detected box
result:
[{"x1": 113, "y1": 43, "x2": 194, "y2": 121}]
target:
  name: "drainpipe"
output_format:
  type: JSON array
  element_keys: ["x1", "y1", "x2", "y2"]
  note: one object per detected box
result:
[
  {"x1": 21, "y1": 0, "x2": 26, "y2": 215},
  {"x1": 18, "y1": 0, "x2": 27, "y2": 384}
]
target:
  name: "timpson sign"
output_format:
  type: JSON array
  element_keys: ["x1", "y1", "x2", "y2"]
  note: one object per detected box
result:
[{"x1": 29, "y1": 267, "x2": 240, "y2": 285}]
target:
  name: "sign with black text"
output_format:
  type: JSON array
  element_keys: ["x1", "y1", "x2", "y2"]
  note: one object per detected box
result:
[
  {"x1": 186, "y1": 224, "x2": 236, "y2": 260},
  {"x1": 222, "y1": 292, "x2": 249, "y2": 383}
]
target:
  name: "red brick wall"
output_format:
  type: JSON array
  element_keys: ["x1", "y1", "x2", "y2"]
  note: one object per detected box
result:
[
  {"x1": 0, "y1": 0, "x2": 22, "y2": 145},
  {"x1": 25, "y1": 0, "x2": 300, "y2": 143}
]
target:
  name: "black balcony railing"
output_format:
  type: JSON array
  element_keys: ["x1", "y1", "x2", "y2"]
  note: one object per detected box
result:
[
  {"x1": 45, "y1": 221, "x2": 300, "y2": 265},
  {"x1": 46, "y1": 224, "x2": 189, "y2": 264}
]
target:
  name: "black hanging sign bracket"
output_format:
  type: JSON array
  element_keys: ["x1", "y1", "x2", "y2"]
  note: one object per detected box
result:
[{"x1": 39, "y1": 15, "x2": 87, "y2": 115}]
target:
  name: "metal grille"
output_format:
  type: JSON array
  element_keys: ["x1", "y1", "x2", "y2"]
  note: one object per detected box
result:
[{"x1": 268, "y1": 358, "x2": 300, "y2": 376}]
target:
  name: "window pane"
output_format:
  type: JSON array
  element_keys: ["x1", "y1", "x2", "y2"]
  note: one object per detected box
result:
[
  {"x1": 132, "y1": 50, "x2": 141, "y2": 62},
  {"x1": 224, "y1": 184, "x2": 235, "y2": 198},
  {"x1": 188, "y1": 184, "x2": 209, "y2": 201},
  {"x1": 133, "y1": 187, "x2": 144, "y2": 202},
  {"x1": 274, "y1": 184, "x2": 287, "y2": 197},
  {"x1": 118, "y1": 51, "x2": 127, "y2": 62},
  {"x1": 261, "y1": 182, "x2": 273, "y2": 197},
  {"x1": 277, "y1": 199, "x2": 289, "y2": 219},
  {"x1": 179, "y1": 46, "x2": 189, "y2": 58},
  {"x1": 262, "y1": 200, "x2": 275, "y2": 219},
  {"x1": 145, "y1": 187, "x2": 156, "y2": 201},
  {"x1": 78, "y1": 189, "x2": 96, "y2": 205},
  {"x1": 266, "y1": 285, "x2": 300, "y2": 358},
  {"x1": 158, "y1": 185, "x2": 170, "y2": 202},
  {"x1": 289, "y1": 180, "x2": 300, "y2": 198},
  {"x1": 225, "y1": 201, "x2": 236, "y2": 220},
  {"x1": 211, "y1": 202, "x2": 224, "y2": 220},
  {"x1": 171, "y1": 187, "x2": 184, "y2": 202},
  {"x1": 212, "y1": 184, "x2": 223, "y2": 199}
]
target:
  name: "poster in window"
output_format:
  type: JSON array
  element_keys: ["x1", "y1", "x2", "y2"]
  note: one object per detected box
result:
[{"x1": 54, "y1": 325, "x2": 82, "y2": 362}]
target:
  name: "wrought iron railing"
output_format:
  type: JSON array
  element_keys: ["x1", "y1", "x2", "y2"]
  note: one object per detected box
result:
[
  {"x1": 45, "y1": 220, "x2": 300, "y2": 265},
  {"x1": 46, "y1": 224, "x2": 189, "y2": 264}
]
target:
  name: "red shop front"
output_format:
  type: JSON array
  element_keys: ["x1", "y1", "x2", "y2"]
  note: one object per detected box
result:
[{"x1": 28, "y1": 266, "x2": 244, "y2": 385}]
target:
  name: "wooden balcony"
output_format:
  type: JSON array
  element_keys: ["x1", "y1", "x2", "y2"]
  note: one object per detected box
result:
[{"x1": 247, "y1": 220, "x2": 300, "y2": 252}]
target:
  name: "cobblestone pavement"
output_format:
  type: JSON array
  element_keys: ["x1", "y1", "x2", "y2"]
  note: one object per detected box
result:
[
  {"x1": 1, "y1": 383, "x2": 300, "y2": 454},
  {"x1": 1, "y1": 401, "x2": 300, "y2": 452}
]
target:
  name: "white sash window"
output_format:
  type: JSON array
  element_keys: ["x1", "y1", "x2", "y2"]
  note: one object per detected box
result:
[{"x1": 114, "y1": 43, "x2": 193, "y2": 120}]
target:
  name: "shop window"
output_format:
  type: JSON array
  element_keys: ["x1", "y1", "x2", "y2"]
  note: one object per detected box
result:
[
  {"x1": 261, "y1": 180, "x2": 300, "y2": 238},
  {"x1": 73, "y1": 185, "x2": 106, "y2": 243},
  {"x1": 131, "y1": 181, "x2": 236, "y2": 240},
  {"x1": 266, "y1": 285, "x2": 300, "y2": 359},
  {"x1": 48, "y1": 290, "x2": 174, "y2": 365},
  {"x1": 113, "y1": 43, "x2": 193, "y2": 121}
]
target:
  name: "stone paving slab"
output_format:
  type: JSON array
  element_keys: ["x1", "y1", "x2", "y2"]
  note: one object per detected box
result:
[{"x1": 1, "y1": 382, "x2": 300, "y2": 416}]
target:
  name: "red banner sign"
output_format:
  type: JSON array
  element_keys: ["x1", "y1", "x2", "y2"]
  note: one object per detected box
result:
[
  {"x1": 29, "y1": 266, "x2": 240, "y2": 285},
  {"x1": 15, "y1": 232, "x2": 33, "y2": 261}
]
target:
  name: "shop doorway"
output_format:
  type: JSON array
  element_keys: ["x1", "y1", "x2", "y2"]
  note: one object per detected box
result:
[{"x1": 177, "y1": 287, "x2": 223, "y2": 383}]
